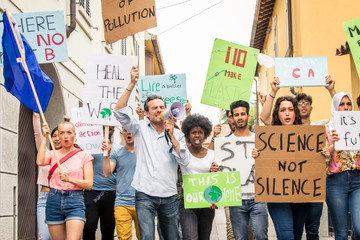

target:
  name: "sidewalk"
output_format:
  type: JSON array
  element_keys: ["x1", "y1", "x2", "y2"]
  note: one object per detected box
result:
[
  {"x1": 210, "y1": 207, "x2": 335, "y2": 240},
  {"x1": 131, "y1": 206, "x2": 335, "y2": 239}
]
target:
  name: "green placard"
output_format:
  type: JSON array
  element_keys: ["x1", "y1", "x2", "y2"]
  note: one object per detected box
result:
[
  {"x1": 343, "y1": 18, "x2": 360, "y2": 77},
  {"x1": 201, "y1": 38, "x2": 259, "y2": 110},
  {"x1": 183, "y1": 171, "x2": 242, "y2": 209}
]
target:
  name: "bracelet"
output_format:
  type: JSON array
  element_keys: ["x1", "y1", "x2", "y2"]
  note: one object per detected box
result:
[
  {"x1": 269, "y1": 93, "x2": 275, "y2": 99},
  {"x1": 211, "y1": 137, "x2": 215, "y2": 142},
  {"x1": 126, "y1": 88, "x2": 131, "y2": 92}
]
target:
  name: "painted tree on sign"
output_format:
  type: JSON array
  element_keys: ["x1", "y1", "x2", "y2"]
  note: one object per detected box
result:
[{"x1": 169, "y1": 74, "x2": 178, "y2": 84}]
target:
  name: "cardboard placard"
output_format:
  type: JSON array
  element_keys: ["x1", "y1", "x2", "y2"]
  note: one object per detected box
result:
[
  {"x1": 0, "y1": 11, "x2": 68, "y2": 65},
  {"x1": 201, "y1": 38, "x2": 259, "y2": 110},
  {"x1": 343, "y1": 18, "x2": 360, "y2": 78},
  {"x1": 254, "y1": 125, "x2": 326, "y2": 203},
  {"x1": 71, "y1": 108, "x2": 104, "y2": 154},
  {"x1": 275, "y1": 57, "x2": 328, "y2": 87},
  {"x1": 82, "y1": 53, "x2": 136, "y2": 126},
  {"x1": 138, "y1": 73, "x2": 187, "y2": 109},
  {"x1": 183, "y1": 171, "x2": 242, "y2": 208},
  {"x1": 214, "y1": 137, "x2": 255, "y2": 199},
  {"x1": 334, "y1": 111, "x2": 360, "y2": 150},
  {"x1": 102, "y1": 0, "x2": 157, "y2": 44}
]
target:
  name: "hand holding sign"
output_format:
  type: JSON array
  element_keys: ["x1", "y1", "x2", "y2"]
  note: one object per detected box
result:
[
  {"x1": 82, "y1": 54, "x2": 136, "y2": 126},
  {"x1": 333, "y1": 111, "x2": 360, "y2": 150},
  {"x1": 275, "y1": 56, "x2": 328, "y2": 87},
  {"x1": 131, "y1": 65, "x2": 139, "y2": 85},
  {"x1": 254, "y1": 125, "x2": 326, "y2": 203}
]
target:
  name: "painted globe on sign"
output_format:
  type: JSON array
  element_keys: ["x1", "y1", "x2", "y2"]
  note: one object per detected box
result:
[{"x1": 204, "y1": 185, "x2": 222, "y2": 204}]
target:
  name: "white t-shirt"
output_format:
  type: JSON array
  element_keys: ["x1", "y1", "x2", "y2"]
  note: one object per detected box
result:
[
  {"x1": 180, "y1": 149, "x2": 214, "y2": 175},
  {"x1": 228, "y1": 133, "x2": 255, "y2": 200}
]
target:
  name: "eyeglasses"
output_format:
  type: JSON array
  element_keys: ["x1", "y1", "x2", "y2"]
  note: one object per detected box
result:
[{"x1": 298, "y1": 101, "x2": 310, "y2": 106}]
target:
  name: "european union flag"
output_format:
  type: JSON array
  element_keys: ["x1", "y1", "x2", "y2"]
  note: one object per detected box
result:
[{"x1": 2, "y1": 11, "x2": 53, "y2": 113}]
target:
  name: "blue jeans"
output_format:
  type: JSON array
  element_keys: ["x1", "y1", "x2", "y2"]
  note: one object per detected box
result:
[
  {"x1": 267, "y1": 202, "x2": 312, "y2": 240},
  {"x1": 37, "y1": 191, "x2": 51, "y2": 240},
  {"x1": 135, "y1": 191, "x2": 180, "y2": 240},
  {"x1": 305, "y1": 202, "x2": 323, "y2": 240},
  {"x1": 229, "y1": 199, "x2": 268, "y2": 240},
  {"x1": 326, "y1": 170, "x2": 360, "y2": 240},
  {"x1": 179, "y1": 199, "x2": 214, "y2": 240},
  {"x1": 46, "y1": 189, "x2": 85, "y2": 224}
]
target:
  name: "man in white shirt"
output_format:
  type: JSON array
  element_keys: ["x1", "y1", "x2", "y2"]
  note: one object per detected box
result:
[
  {"x1": 229, "y1": 100, "x2": 268, "y2": 240},
  {"x1": 113, "y1": 65, "x2": 190, "y2": 240}
]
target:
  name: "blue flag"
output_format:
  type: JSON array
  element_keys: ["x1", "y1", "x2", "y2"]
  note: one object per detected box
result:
[{"x1": 2, "y1": 12, "x2": 53, "y2": 113}]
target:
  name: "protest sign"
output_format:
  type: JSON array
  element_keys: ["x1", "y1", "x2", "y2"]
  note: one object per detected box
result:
[
  {"x1": 183, "y1": 171, "x2": 242, "y2": 208},
  {"x1": 71, "y1": 108, "x2": 104, "y2": 154},
  {"x1": 343, "y1": 18, "x2": 360, "y2": 78},
  {"x1": 102, "y1": 0, "x2": 157, "y2": 44},
  {"x1": 254, "y1": 125, "x2": 326, "y2": 202},
  {"x1": 214, "y1": 137, "x2": 255, "y2": 199},
  {"x1": 201, "y1": 38, "x2": 259, "y2": 110},
  {"x1": 82, "y1": 53, "x2": 136, "y2": 126},
  {"x1": 0, "y1": 11, "x2": 68, "y2": 65},
  {"x1": 334, "y1": 111, "x2": 360, "y2": 150},
  {"x1": 138, "y1": 74, "x2": 187, "y2": 109},
  {"x1": 275, "y1": 57, "x2": 328, "y2": 87}
]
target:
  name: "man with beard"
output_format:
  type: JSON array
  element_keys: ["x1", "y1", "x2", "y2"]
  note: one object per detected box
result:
[
  {"x1": 292, "y1": 76, "x2": 335, "y2": 240},
  {"x1": 113, "y1": 65, "x2": 190, "y2": 240},
  {"x1": 228, "y1": 100, "x2": 268, "y2": 240}
]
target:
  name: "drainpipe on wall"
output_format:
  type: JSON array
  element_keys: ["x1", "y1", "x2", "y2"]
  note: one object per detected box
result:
[
  {"x1": 287, "y1": 0, "x2": 298, "y2": 96},
  {"x1": 66, "y1": 0, "x2": 76, "y2": 38}
]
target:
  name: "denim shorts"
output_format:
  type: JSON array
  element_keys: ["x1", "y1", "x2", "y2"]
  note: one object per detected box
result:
[{"x1": 46, "y1": 188, "x2": 85, "y2": 225}]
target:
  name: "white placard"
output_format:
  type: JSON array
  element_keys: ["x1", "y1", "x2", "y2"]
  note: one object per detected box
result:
[
  {"x1": 334, "y1": 111, "x2": 360, "y2": 150},
  {"x1": 82, "y1": 53, "x2": 136, "y2": 126},
  {"x1": 71, "y1": 108, "x2": 104, "y2": 154},
  {"x1": 214, "y1": 136, "x2": 255, "y2": 197}
]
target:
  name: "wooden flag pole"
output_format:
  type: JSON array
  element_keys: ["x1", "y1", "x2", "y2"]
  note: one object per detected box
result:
[
  {"x1": 103, "y1": 126, "x2": 109, "y2": 157},
  {"x1": 5, "y1": 9, "x2": 62, "y2": 172},
  {"x1": 131, "y1": 35, "x2": 137, "y2": 66},
  {"x1": 218, "y1": 108, "x2": 224, "y2": 125}
]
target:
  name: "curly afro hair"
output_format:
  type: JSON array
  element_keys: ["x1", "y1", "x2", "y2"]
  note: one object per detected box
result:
[{"x1": 181, "y1": 114, "x2": 213, "y2": 140}]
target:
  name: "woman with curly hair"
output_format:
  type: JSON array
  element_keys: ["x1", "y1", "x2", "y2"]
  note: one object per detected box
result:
[
  {"x1": 257, "y1": 77, "x2": 329, "y2": 240},
  {"x1": 180, "y1": 113, "x2": 219, "y2": 240}
]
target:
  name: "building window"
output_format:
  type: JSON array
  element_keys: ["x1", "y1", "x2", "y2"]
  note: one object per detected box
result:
[{"x1": 79, "y1": 0, "x2": 91, "y2": 17}]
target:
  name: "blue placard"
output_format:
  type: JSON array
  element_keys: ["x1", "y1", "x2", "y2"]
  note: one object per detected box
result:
[
  {"x1": 275, "y1": 56, "x2": 328, "y2": 87},
  {"x1": 0, "y1": 11, "x2": 68, "y2": 65},
  {"x1": 138, "y1": 74, "x2": 187, "y2": 109}
]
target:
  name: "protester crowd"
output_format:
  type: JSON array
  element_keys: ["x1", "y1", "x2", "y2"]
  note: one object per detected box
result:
[{"x1": 34, "y1": 65, "x2": 360, "y2": 240}]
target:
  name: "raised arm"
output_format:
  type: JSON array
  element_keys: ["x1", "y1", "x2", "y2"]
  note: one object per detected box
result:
[
  {"x1": 33, "y1": 113, "x2": 43, "y2": 150},
  {"x1": 208, "y1": 124, "x2": 221, "y2": 150},
  {"x1": 185, "y1": 99, "x2": 192, "y2": 117},
  {"x1": 115, "y1": 65, "x2": 139, "y2": 111},
  {"x1": 36, "y1": 123, "x2": 51, "y2": 166},
  {"x1": 260, "y1": 77, "x2": 280, "y2": 126},
  {"x1": 325, "y1": 75, "x2": 336, "y2": 98},
  {"x1": 102, "y1": 140, "x2": 116, "y2": 177},
  {"x1": 136, "y1": 104, "x2": 145, "y2": 120}
]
